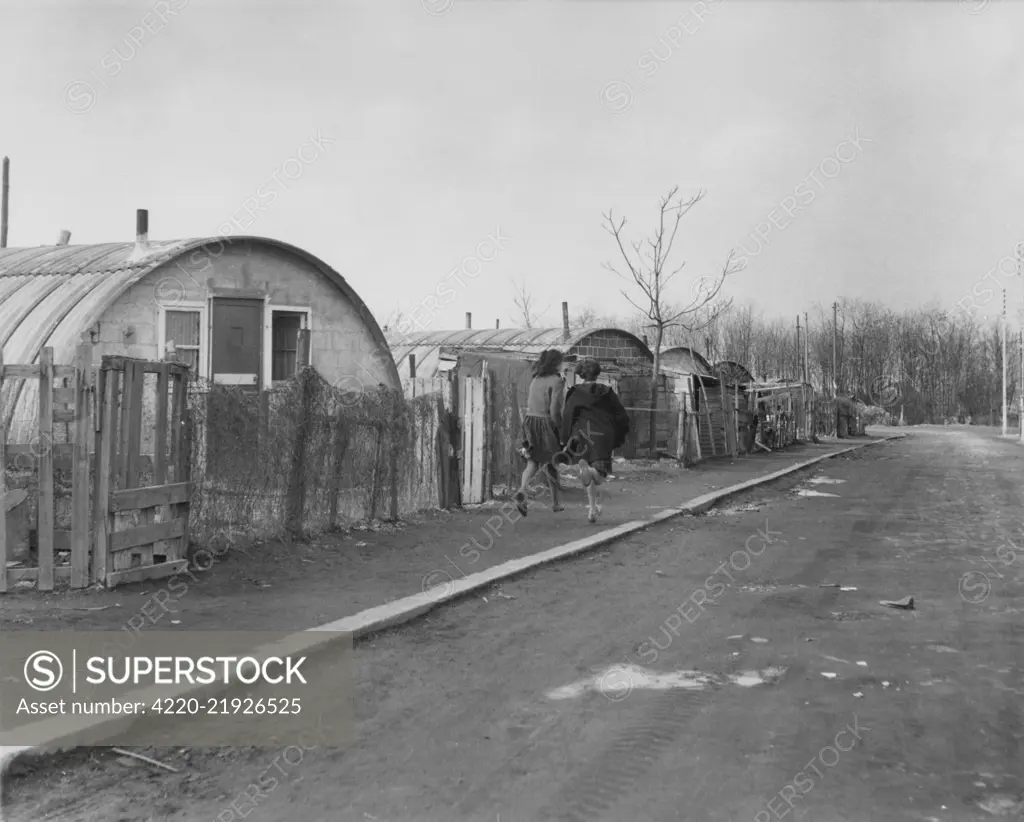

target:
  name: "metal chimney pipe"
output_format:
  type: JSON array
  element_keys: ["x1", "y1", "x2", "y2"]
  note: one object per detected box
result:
[
  {"x1": 562, "y1": 301, "x2": 570, "y2": 341},
  {"x1": 465, "y1": 312, "x2": 472, "y2": 329},
  {"x1": 57, "y1": 230, "x2": 71, "y2": 246},
  {"x1": 1, "y1": 157, "x2": 9, "y2": 248},
  {"x1": 495, "y1": 319, "x2": 500, "y2": 329},
  {"x1": 136, "y1": 209, "x2": 149, "y2": 248}
]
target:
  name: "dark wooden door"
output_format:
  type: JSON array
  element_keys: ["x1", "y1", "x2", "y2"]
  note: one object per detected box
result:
[
  {"x1": 208, "y1": 299, "x2": 263, "y2": 481},
  {"x1": 212, "y1": 299, "x2": 263, "y2": 389}
]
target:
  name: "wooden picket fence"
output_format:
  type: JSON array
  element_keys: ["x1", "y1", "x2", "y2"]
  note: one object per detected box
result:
[{"x1": 0, "y1": 346, "x2": 192, "y2": 592}]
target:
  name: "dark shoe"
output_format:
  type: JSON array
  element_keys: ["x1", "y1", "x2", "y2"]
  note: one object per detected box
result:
[{"x1": 514, "y1": 491, "x2": 528, "y2": 517}]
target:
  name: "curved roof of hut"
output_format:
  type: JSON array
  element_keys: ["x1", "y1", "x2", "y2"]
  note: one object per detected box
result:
[
  {"x1": 713, "y1": 360, "x2": 755, "y2": 384},
  {"x1": 0, "y1": 237, "x2": 398, "y2": 438},
  {"x1": 660, "y1": 346, "x2": 713, "y2": 376},
  {"x1": 386, "y1": 327, "x2": 654, "y2": 378}
]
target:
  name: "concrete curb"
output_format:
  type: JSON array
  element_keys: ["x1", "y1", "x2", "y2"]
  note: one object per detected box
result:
[{"x1": 1, "y1": 434, "x2": 903, "y2": 766}]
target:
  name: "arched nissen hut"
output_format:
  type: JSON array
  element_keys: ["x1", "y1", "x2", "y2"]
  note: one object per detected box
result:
[{"x1": 0, "y1": 210, "x2": 400, "y2": 441}]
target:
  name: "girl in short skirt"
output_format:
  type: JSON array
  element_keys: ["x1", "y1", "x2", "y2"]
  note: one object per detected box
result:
[{"x1": 513, "y1": 349, "x2": 565, "y2": 516}]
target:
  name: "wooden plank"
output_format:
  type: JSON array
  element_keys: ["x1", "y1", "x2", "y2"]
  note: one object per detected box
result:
[
  {"x1": 110, "y1": 481, "x2": 190, "y2": 512},
  {"x1": 5, "y1": 443, "x2": 74, "y2": 459},
  {"x1": 472, "y1": 377, "x2": 485, "y2": 503},
  {"x1": 170, "y1": 373, "x2": 186, "y2": 483},
  {"x1": 54, "y1": 386, "x2": 76, "y2": 406},
  {"x1": 71, "y1": 343, "x2": 91, "y2": 589},
  {"x1": 481, "y1": 362, "x2": 492, "y2": 502},
  {"x1": 37, "y1": 347, "x2": 55, "y2": 592},
  {"x1": 126, "y1": 361, "x2": 144, "y2": 488},
  {"x1": 174, "y1": 374, "x2": 192, "y2": 560},
  {"x1": 54, "y1": 366, "x2": 74, "y2": 379},
  {"x1": 110, "y1": 518, "x2": 185, "y2": 553},
  {"x1": 104, "y1": 559, "x2": 188, "y2": 589},
  {"x1": 53, "y1": 408, "x2": 76, "y2": 424},
  {"x1": 117, "y1": 361, "x2": 138, "y2": 489},
  {"x1": 6, "y1": 566, "x2": 73, "y2": 586},
  {"x1": 0, "y1": 348, "x2": 6, "y2": 593},
  {"x1": 152, "y1": 362, "x2": 168, "y2": 485},
  {"x1": 2, "y1": 364, "x2": 39, "y2": 379},
  {"x1": 93, "y1": 368, "x2": 117, "y2": 584},
  {"x1": 461, "y1": 377, "x2": 473, "y2": 503}
]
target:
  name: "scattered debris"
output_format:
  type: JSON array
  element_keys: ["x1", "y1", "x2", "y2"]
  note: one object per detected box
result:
[
  {"x1": 853, "y1": 692, "x2": 864, "y2": 698},
  {"x1": 805, "y1": 638, "x2": 815, "y2": 642},
  {"x1": 978, "y1": 796, "x2": 1023, "y2": 816},
  {"x1": 856, "y1": 661, "x2": 868, "y2": 667},
  {"x1": 53, "y1": 605, "x2": 110, "y2": 612},
  {"x1": 840, "y1": 587, "x2": 858, "y2": 592},
  {"x1": 727, "y1": 635, "x2": 745, "y2": 640},
  {"x1": 823, "y1": 655, "x2": 851, "y2": 665},
  {"x1": 795, "y1": 489, "x2": 840, "y2": 498},
  {"x1": 354, "y1": 542, "x2": 368, "y2": 548},
  {"x1": 819, "y1": 583, "x2": 841, "y2": 588},
  {"x1": 111, "y1": 748, "x2": 179, "y2": 773},
  {"x1": 170, "y1": 620, "x2": 181, "y2": 625},
  {"x1": 808, "y1": 477, "x2": 846, "y2": 485},
  {"x1": 882, "y1": 681, "x2": 890, "y2": 688},
  {"x1": 5, "y1": 561, "x2": 21, "y2": 569},
  {"x1": 879, "y1": 596, "x2": 914, "y2": 610},
  {"x1": 751, "y1": 637, "x2": 769, "y2": 644},
  {"x1": 927, "y1": 644, "x2": 958, "y2": 653},
  {"x1": 821, "y1": 672, "x2": 838, "y2": 680}
]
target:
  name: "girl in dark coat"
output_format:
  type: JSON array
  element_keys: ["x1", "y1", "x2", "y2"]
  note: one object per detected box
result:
[{"x1": 559, "y1": 358, "x2": 630, "y2": 523}]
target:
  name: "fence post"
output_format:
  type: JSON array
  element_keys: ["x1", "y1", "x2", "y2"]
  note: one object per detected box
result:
[
  {"x1": 38, "y1": 347, "x2": 55, "y2": 591},
  {"x1": 71, "y1": 342, "x2": 91, "y2": 589},
  {"x1": 286, "y1": 368, "x2": 314, "y2": 538},
  {"x1": 389, "y1": 391, "x2": 399, "y2": 521},
  {"x1": 328, "y1": 415, "x2": 350, "y2": 530}
]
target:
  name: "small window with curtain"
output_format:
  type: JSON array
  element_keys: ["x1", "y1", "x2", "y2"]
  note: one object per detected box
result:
[
  {"x1": 272, "y1": 311, "x2": 306, "y2": 380},
  {"x1": 164, "y1": 310, "x2": 202, "y2": 378}
]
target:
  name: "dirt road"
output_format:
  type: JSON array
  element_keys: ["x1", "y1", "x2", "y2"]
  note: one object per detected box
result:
[{"x1": 4, "y1": 428, "x2": 1023, "y2": 821}]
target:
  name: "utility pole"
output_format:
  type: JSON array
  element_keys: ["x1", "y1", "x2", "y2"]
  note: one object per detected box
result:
[
  {"x1": 795, "y1": 315, "x2": 801, "y2": 382},
  {"x1": 832, "y1": 301, "x2": 838, "y2": 398},
  {"x1": 1003, "y1": 289, "x2": 1008, "y2": 436},
  {"x1": 1, "y1": 156, "x2": 9, "y2": 248},
  {"x1": 804, "y1": 311, "x2": 809, "y2": 384}
]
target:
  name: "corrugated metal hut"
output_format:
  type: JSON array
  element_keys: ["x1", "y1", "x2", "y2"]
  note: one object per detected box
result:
[
  {"x1": 386, "y1": 323, "x2": 676, "y2": 460},
  {"x1": 0, "y1": 211, "x2": 400, "y2": 443}
]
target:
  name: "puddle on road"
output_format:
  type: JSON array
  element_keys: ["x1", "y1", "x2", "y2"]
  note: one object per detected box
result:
[{"x1": 545, "y1": 664, "x2": 788, "y2": 700}]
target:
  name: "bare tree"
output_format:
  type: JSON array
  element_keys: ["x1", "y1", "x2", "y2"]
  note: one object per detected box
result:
[
  {"x1": 511, "y1": 277, "x2": 550, "y2": 328},
  {"x1": 604, "y1": 187, "x2": 744, "y2": 451}
]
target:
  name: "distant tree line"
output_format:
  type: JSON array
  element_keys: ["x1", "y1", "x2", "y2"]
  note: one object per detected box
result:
[{"x1": 572, "y1": 298, "x2": 1019, "y2": 426}]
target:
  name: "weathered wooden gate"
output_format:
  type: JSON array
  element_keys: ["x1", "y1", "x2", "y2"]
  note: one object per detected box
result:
[{"x1": 94, "y1": 356, "x2": 192, "y2": 587}]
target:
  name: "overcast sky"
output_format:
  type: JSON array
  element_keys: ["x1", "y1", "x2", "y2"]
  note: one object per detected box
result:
[{"x1": 3, "y1": 0, "x2": 1023, "y2": 331}]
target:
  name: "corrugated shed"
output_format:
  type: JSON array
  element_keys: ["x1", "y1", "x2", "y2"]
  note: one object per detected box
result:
[
  {"x1": 386, "y1": 327, "x2": 652, "y2": 378},
  {"x1": 0, "y1": 238, "x2": 398, "y2": 442},
  {"x1": 0, "y1": 241, "x2": 193, "y2": 443},
  {"x1": 660, "y1": 346, "x2": 713, "y2": 376}
]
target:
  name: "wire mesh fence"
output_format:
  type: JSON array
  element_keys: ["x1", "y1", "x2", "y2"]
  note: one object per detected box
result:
[{"x1": 186, "y1": 368, "x2": 444, "y2": 549}]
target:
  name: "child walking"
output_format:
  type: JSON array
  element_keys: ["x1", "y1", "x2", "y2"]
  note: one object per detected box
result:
[
  {"x1": 560, "y1": 358, "x2": 630, "y2": 523},
  {"x1": 513, "y1": 349, "x2": 566, "y2": 516}
]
